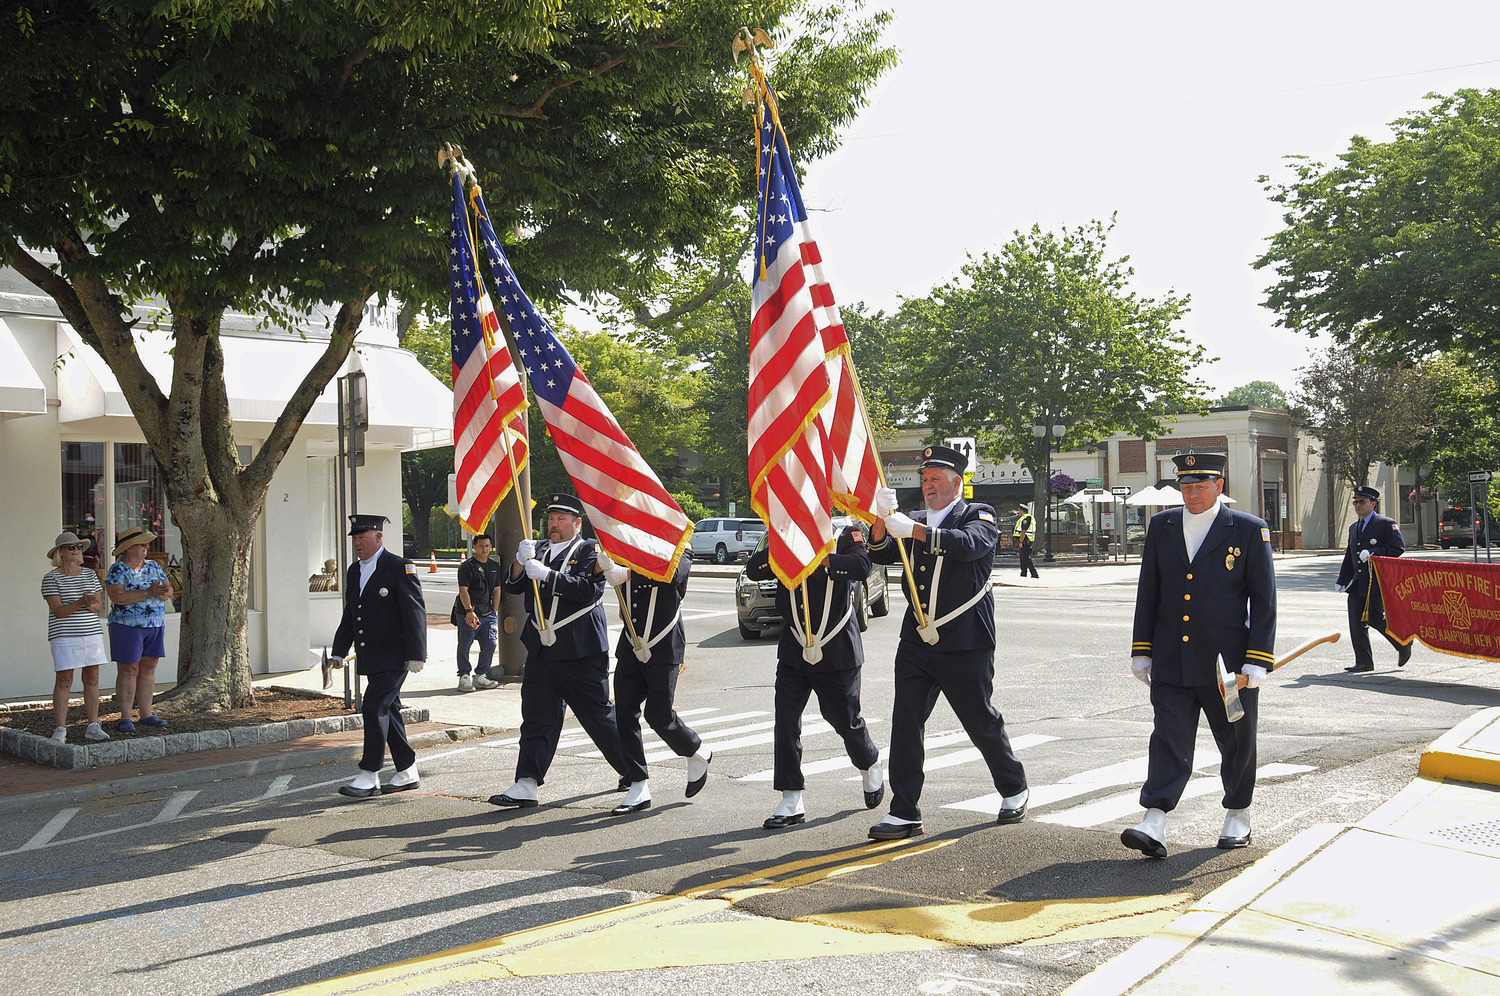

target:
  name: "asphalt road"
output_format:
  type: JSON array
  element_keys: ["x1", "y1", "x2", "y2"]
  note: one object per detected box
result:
[{"x1": 4, "y1": 551, "x2": 1499, "y2": 996}]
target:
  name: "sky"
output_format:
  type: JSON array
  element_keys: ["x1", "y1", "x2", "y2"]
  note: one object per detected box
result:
[{"x1": 792, "y1": 0, "x2": 1500, "y2": 396}]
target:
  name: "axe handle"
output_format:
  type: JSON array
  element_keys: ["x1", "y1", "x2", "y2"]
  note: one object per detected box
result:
[{"x1": 1236, "y1": 632, "x2": 1342, "y2": 688}]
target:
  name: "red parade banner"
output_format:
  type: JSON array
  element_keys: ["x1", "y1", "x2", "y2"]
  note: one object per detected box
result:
[{"x1": 1373, "y1": 556, "x2": 1500, "y2": 662}]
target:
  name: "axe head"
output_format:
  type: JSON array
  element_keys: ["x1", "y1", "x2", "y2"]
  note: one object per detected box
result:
[{"x1": 1216, "y1": 655, "x2": 1245, "y2": 723}]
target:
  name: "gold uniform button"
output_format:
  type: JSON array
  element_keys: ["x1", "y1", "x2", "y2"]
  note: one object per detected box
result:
[
  {"x1": 1182, "y1": 635, "x2": 1190, "y2": 642},
  {"x1": 1184, "y1": 594, "x2": 1191, "y2": 601},
  {"x1": 1182, "y1": 615, "x2": 1189, "y2": 622},
  {"x1": 1186, "y1": 573, "x2": 1193, "y2": 580}
]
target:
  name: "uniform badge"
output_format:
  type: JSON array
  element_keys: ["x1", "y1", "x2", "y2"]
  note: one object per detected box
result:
[
  {"x1": 1225, "y1": 547, "x2": 1240, "y2": 571},
  {"x1": 850, "y1": 529, "x2": 863, "y2": 543},
  {"x1": 378, "y1": 587, "x2": 389, "y2": 597},
  {"x1": 405, "y1": 564, "x2": 418, "y2": 574},
  {"x1": 1185, "y1": 455, "x2": 1196, "y2": 467},
  {"x1": 1261, "y1": 527, "x2": 1271, "y2": 542},
  {"x1": 977, "y1": 509, "x2": 995, "y2": 523},
  {"x1": 1369, "y1": 538, "x2": 1377, "y2": 545}
]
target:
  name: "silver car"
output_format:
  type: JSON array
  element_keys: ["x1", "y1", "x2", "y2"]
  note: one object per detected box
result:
[
  {"x1": 735, "y1": 517, "x2": 891, "y2": 639},
  {"x1": 690, "y1": 517, "x2": 766, "y2": 564}
]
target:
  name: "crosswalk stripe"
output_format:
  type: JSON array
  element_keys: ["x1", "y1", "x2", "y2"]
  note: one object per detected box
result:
[
  {"x1": 1033, "y1": 763, "x2": 1319, "y2": 828},
  {"x1": 262, "y1": 775, "x2": 294, "y2": 799},
  {"x1": 151, "y1": 791, "x2": 201, "y2": 823},
  {"x1": 578, "y1": 718, "x2": 784, "y2": 759},
  {"x1": 738, "y1": 732, "x2": 1054, "y2": 782},
  {"x1": 18, "y1": 808, "x2": 79, "y2": 851}
]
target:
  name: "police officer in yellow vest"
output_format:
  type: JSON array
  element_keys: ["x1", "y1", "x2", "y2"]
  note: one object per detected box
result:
[{"x1": 1013, "y1": 503, "x2": 1039, "y2": 579}]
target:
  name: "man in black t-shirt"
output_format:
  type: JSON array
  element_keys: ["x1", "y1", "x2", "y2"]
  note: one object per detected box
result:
[{"x1": 456, "y1": 535, "x2": 503, "y2": 690}]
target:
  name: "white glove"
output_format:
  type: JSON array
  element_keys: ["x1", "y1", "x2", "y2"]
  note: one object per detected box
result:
[
  {"x1": 1131, "y1": 657, "x2": 1152, "y2": 685},
  {"x1": 1358, "y1": 549, "x2": 1371, "y2": 563},
  {"x1": 327, "y1": 656, "x2": 345, "y2": 669},
  {"x1": 874, "y1": 486, "x2": 899, "y2": 516},
  {"x1": 884, "y1": 510, "x2": 917, "y2": 539},
  {"x1": 516, "y1": 539, "x2": 537, "y2": 564},
  {"x1": 406, "y1": 660, "x2": 425, "y2": 673},
  {"x1": 1240, "y1": 663, "x2": 1267, "y2": 689},
  {"x1": 1336, "y1": 584, "x2": 1347, "y2": 593},
  {"x1": 604, "y1": 564, "x2": 630, "y2": 587},
  {"x1": 523, "y1": 558, "x2": 551, "y2": 581}
]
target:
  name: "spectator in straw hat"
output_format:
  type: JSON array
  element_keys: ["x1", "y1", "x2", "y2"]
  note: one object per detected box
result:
[
  {"x1": 105, "y1": 526, "x2": 173, "y2": 733},
  {"x1": 42, "y1": 531, "x2": 111, "y2": 744}
]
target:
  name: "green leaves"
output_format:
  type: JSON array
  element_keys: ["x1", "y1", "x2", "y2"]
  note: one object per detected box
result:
[{"x1": 1258, "y1": 88, "x2": 1500, "y2": 369}]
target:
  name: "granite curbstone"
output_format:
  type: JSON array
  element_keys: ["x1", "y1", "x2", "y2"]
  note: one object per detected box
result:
[{"x1": 2, "y1": 707, "x2": 455, "y2": 771}]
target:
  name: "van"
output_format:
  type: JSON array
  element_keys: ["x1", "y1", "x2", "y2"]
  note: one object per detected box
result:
[{"x1": 1439, "y1": 506, "x2": 1497, "y2": 548}]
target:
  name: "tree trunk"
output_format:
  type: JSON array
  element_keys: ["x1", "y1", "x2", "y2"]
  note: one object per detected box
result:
[
  {"x1": 165, "y1": 492, "x2": 258, "y2": 710},
  {"x1": 410, "y1": 502, "x2": 433, "y2": 554}
]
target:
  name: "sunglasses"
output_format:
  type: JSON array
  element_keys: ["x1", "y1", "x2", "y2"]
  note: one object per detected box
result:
[{"x1": 62, "y1": 544, "x2": 85, "y2": 551}]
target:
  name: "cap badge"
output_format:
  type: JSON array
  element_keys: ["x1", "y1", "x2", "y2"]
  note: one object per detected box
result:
[
  {"x1": 1185, "y1": 455, "x2": 1196, "y2": 467},
  {"x1": 924, "y1": 447, "x2": 932, "y2": 457}
]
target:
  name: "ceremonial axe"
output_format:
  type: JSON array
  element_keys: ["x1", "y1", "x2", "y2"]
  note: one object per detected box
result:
[{"x1": 1218, "y1": 632, "x2": 1343, "y2": 721}]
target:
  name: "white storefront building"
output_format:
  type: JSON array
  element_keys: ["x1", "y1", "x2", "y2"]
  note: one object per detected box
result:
[{"x1": 0, "y1": 267, "x2": 452, "y2": 700}]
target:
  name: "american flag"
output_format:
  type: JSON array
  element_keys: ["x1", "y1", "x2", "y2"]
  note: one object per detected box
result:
[
  {"x1": 472, "y1": 212, "x2": 692, "y2": 582},
  {"x1": 748, "y1": 81, "x2": 881, "y2": 587},
  {"x1": 450, "y1": 172, "x2": 528, "y2": 535}
]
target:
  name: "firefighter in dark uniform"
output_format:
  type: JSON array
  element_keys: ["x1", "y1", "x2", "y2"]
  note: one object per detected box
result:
[
  {"x1": 866, "y1": 445, "x2": 1030, "y2": 840},
  {"x1": 1336, "y1": 485, "x2": 1410, "y2": 673},
  {"x1": 490, "y1": 494, "x2": 648, "y2": 810},
  {"x1": 331, "y1": 514, "x2": 428, "y2": 798},
  {"x1": 745, "y1": 524, "x2": 884, "y2": 829},
  {"x1": 1122, "y1": 453, "x2": 1277, "y2": 857},
  {"x1": 1013, "y1": 503, "x2": 1039, "y2": 578},
  {"x1": 595, "y1": 546, "x2": 713, "y2": 809}
]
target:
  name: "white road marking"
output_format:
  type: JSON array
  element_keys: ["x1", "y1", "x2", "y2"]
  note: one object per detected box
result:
[
  {"x1": 151, "y1": 791, "x2": 201, "y2": 823},
  {"x1": 739, "y1": 728, "x2": 979, "y2": 782},
  {"x1": 261, "y1": 775, "x2": 294, "y2": 799},
  {"x1": 1034, "y1": 763, "x2": 1318, "y2": 828},
  {"x1": 18, "y1": 808, "x2": 79, "y2": 851}
]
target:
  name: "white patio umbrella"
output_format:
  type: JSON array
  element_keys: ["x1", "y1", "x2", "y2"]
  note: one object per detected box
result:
[
  {"x1": 1125, "y1": 486, "x2": 1165, "y2": 505},
  {"x1": 1062, "y1": 491, "x2": 1123, "y2": 506}
]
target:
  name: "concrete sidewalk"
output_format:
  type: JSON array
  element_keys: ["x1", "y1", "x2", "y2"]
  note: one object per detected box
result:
[{"x1": 1064, "y1": 707, "x2": 1500, "y2": 995}]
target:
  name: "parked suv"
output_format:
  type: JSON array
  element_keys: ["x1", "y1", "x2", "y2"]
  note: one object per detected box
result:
[
  {"x1": 691, "y1": 517, "x2": 765, "y2": 564},
  {"x1": 735, "y1": 518, "x2": 891, "y2": 639},
  {"x1": 1439, "y1": 506, "x2": 1498, "y2": 548}
]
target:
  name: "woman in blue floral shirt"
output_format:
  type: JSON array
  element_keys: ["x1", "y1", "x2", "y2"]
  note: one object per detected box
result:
[{"x1": 106, "y1": 527, "x2": 174, "y2": 733}]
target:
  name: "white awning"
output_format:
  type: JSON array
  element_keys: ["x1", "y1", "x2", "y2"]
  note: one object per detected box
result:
[
  {"x1": 0, "y1": 318, "x2": 46, "y2": 418},
  {"x1": 56, "y1": 324, "x2": 451, "y2": 449}
]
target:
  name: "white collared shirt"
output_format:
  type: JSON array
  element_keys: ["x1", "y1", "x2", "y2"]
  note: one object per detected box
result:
[
  {"x1": 1182, "y1": 498, "x2": 1223, "y2": 562},
  {"x1": 358, "y1": 546, "x2": 383, "y2": 594},
  {"x1": 925, "y1": 496, "x2": 960, "y2": 532}
]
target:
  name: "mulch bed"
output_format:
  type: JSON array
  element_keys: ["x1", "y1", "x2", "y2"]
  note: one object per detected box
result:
[{"x1": 0, "y1": 689, "x2": 356, "y2": 741}]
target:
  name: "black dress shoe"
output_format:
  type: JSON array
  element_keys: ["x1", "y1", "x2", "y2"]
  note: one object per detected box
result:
[
  {"x1": 617, "y1": 776, "x2": 631, "y2": 792},
  {"x1": 382, "y1": 780, "x2": 419, "y2": 794},
  {"x1": 611, "y1": 799, "x2": 651, "y2": 815},
  {"x1": 686, "y1": 755, "x2": 711, "y2": 798},
  {"x1": 868, "y1": 821, "x2": 923, "y2": 840},
  {"x1": 338, "y1": 784, "x2": 380, "y2": 799},
  {"x1": 763, "y1": 812, "x2": 806, "y2": 829},
  {"x1": 996, "y1": 800, "x2": 1027, "y2": 825},
  {"x1": 1120, "y1": 828, "x2": 1167, "y2": 858},
  {"x1": 864, "y1": 784, "x2": 885, "y2": 810},
  {"x1": 1345, "y1": 663, "x2": 1374, "y2": 673},
  {"x1": 1217, "y1": 833, "x2": 1252, "y2": 849},
  {"x1": 489, "y1": 793, "x2": 538, "y2": 808},
  {"x1": 1397, "y1": 643, "x2": 1411, "y2": 667}
]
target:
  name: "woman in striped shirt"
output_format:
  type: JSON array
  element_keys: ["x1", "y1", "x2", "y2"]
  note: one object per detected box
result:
[{"x1": 42, "y1": 531, "x2": 111, "y2": 744}]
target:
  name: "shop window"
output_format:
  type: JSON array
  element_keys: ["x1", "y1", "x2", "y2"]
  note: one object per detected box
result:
[
  {"x1": 61, "y1": 442, "x2": 105, "y2": 570},
  {"x1": 113, "y1": 443, "x2": 182, "y2": 613},
  {"x1": 307, "y1": 456, "x2": 340, "y2": 580}
]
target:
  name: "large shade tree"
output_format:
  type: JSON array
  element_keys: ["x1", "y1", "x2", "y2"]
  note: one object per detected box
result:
[
  {"x1": 0, "y1": 0, "x2": 893, "y2": 708},
  {"x1": 1257, "y1": 89, "x2": 1500, "y2": 370},
  {"x1": 896, "y1": 220, "x2": 1212, "y2": 517}
]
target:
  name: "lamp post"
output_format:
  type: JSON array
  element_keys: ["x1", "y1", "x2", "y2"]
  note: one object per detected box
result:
[{"x1": 1031, "y1": 421, "x2": 1067, "y2": 562}]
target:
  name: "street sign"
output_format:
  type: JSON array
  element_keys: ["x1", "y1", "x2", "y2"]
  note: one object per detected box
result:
[
  {"x1": 1470, "y1": 470, "x2": 1493, "y2": 483},
  {"x1": 1086, "y1": 478, "x2": 1103, "y2": 487},
  {"x1": 1111, "y1": 486, "x2": 1132, "y2": 497},
  {"x1": 944, "y1": 437, "x2": 977, "y2": 467}
]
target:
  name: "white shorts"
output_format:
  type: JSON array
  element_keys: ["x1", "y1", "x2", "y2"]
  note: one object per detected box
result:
[{"x1": 50, "y1": 633, "x2": 109, "y2": 672}]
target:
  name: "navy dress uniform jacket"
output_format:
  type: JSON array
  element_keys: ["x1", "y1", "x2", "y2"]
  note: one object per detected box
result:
[
  {"x1": 1336, "y1": 511, "x2": 1405, "y2": 598},
  {"x1": 1132, "y1": 505, "x2": 1277, "y2": 683},
  {"x1": 746, "y1": 526, "x2": 871, "y2": 670},
  {"x1": 615, "y1": 551, "x2": 692, "y2": 666},
  {"x1": 501, "y1": 537, "x2": 608, "y2": 660},
  {"x1": 870, "y1": 499, "x2": 998, "y2": 651},
  {"x1": 332, "y1": 549, "x2": 427, "y2": 672}
]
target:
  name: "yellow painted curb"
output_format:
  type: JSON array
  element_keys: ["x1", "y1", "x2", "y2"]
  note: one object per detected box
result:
[{"x1": 1419, "y1": 706, "x2": 1500, "y2": 786}]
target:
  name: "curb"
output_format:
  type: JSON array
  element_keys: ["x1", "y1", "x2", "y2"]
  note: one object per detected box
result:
[
  {"x1": 0, "y1": 721, "x2": 511, "y2": 817},
  {"x1": 1418, "y1": 705, "x2": 1500, "y2": 786},
  {"x1": 1060, "y1": 821, "x2": 1349, "y2": 996},
  {"x1": 0, "y1": 705, "x2": 430, "y2": 771}
]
